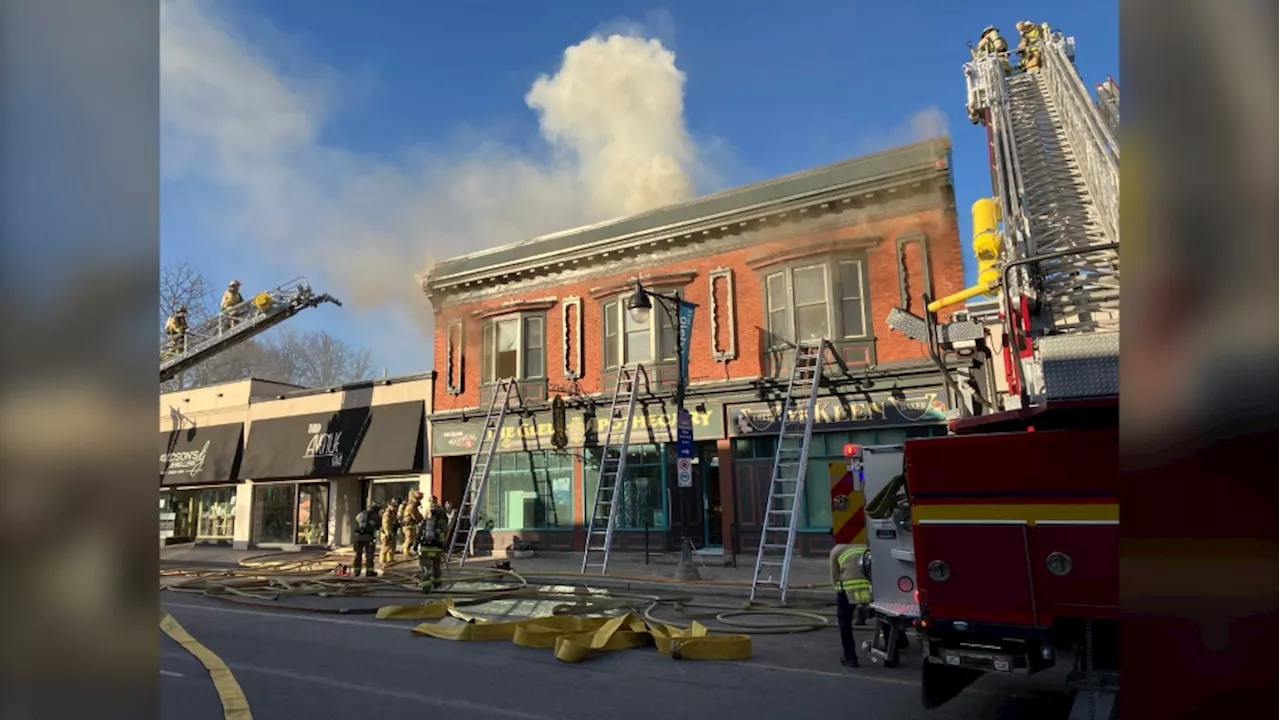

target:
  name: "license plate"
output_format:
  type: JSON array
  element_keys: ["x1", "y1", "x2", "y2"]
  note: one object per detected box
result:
[
  {"x1": 993, "y1": 658, "x2": 1011, "y2": 672},
  {"x1": 945, "y1": 655, "x2": 961, "y2": 666}
]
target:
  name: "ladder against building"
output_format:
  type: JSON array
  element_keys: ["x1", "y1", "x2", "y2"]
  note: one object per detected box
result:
[
  {"x1": 751, "y1": 339, "x2": 842, "y2": 604},
  {"x1": 445, "y1": 378, "x2": 522, "y2": 567},
  {"x1": 580, "y1": 366, "x2": 641, "y2": 575},
  {"x1": 958, "y1": 29, "x2": 1119, "y2": 407},
  {"x1": 160, "y1": 277, "x2": 341, "y2": 383}
]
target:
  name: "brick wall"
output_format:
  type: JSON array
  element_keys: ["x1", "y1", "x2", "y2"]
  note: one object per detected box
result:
[{"x1": 430, "y1": 202, "x2": 964, "y2": 413}]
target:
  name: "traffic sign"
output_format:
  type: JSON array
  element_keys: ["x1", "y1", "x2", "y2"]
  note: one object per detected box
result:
[
  {"x1": 676, "y1": 457, "x2": 693, "y2": 488},
  {"x1": 676, "y1": 408, "x2": 694, "y2": 460}
]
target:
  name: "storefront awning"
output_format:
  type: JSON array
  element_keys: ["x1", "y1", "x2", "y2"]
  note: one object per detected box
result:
[
  {"x1": 160, "y1": 423, "x2": 244, "y2": 486},
  {"x1": 239, "y1": 402, "x2": 425, "y2": 480}
]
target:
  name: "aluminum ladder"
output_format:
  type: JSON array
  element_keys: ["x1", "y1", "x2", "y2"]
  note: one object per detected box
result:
[
  {"x1": 445, "y1": 378, "x2": 521, "y2": 567},
  {"x1": 580, "y1": 366, "x2": 641, "y2": 575},
  {"x1": 750, "y1": 339, "x2": 835, "y2": 604},
  {"x1": 160, "y1": 277, "x2": 342, "y2": 383},
  {"x1": 964, "y1": 30, "x2": 1120, "y2": 403}
]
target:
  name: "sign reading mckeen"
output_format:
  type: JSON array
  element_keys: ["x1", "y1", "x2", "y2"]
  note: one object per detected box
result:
[
  {"x1": 728, "y1": 392, "x2": 947, "y2": 437},
  {"x1": 432, "y1": 402, "x2": 725, "y2": 456}
]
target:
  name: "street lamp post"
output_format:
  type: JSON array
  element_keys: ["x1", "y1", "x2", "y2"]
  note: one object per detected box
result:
[{"x1": 626, "y1": 281, "x2": 700, "y2": 581}]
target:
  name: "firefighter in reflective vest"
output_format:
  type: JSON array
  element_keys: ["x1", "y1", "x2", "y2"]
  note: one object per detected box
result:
[
  {"x1": 1015, "y1": 21, "x2": 1044, "y2": 71},
  {"x1": 418, "y1": 496, "x2": 450, "y2": 592},
  {"x1": 379, "y1": 497, "x2": 401, "y2": 566},
  {"x1": 830, "y1": 543, "x2": 872, "y2": 667},
  {"x1": 163, "y1": 306, "x2": 188, "y2": 357},
  {"x1": 352, "y1": 502, "x2": 380, "y2": 577},
  {"x1": 401, "y1": 491, "x2": 424, "y2": 557}
]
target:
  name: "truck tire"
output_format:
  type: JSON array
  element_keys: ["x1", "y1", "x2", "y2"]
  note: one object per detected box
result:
[{"x1": 921, "y1": 659, "x2": 983, "y2": 710}]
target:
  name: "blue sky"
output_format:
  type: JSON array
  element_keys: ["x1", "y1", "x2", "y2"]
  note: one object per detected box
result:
[{"x1": 161, "y1": 0, "x2": 1118, "y2": 376}]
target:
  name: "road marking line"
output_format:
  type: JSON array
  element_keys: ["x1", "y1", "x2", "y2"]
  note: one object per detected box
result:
[
  {"x1": 160, "y1": 609, "x2": 254, "y2": 719},
  {"x1": 160, "y1": 669, "x2": 185, "y2": 678}
]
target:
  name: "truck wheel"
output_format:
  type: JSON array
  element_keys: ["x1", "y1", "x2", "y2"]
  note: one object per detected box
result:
[{"x1": 921, "y1": 660, "x2": 983, "y2": 710}]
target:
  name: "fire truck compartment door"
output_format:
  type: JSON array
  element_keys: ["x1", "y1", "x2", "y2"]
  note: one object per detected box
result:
[{"x1": 914, "y1": 522, "x2": 1038, "y2": 627}]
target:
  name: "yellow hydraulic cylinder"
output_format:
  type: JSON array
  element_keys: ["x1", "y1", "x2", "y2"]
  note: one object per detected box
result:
[{"x1": 926, "y1": 198, "x2": 1005, "y2": 314}]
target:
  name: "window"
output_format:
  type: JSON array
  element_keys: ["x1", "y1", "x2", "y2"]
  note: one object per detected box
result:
[
  {"x1": 584, "y1": 444, "x2": 668, "y2": 530},
  {"x1": 838, "y1": 261, "x2": 866, "y2": 338},
  {"x1": 482, "y1": 314, "x2": 546, "y2": 382},
  {"x1": 602, "y1": 289, "x2": 684, "y2": 368},
  {"x1": 475, "y1": 452, "x2": 574, "y2": 531},
  {"x1": 196, "y1": 487, "x2": 236, "y2": 539},
  {"x1": 251, "y1": 484, "x2": 297, "y2": 544},
  {"x1": 764, "y1": 259, "x2": 870, "y2": 345}
]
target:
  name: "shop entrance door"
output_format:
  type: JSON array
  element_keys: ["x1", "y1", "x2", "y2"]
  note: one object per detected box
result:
[{"x1": 701, "y1": 446, "x2": 723, "y2": 550}]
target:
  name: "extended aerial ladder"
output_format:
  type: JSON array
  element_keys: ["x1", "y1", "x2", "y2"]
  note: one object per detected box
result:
[
  {"x1": 160, "y1": 277, "x2": 342, "y2": 383},
  {"x1": 906, "y1": 27, "x2": 1119, "y2": 410},
  {"x1": 580, "y1": 366, "x2": 641, "y2": 574},
  {"x1": 445, "y1": 378, "x2": 522, "y2": 567},
  {"x1": 750, "y1": 339, "x2": 841, "y2": 604}
]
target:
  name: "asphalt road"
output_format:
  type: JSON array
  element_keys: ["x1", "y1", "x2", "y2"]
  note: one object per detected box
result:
[{"x1": 159, "y1": 593, "x2": 1073, "y2": 720}]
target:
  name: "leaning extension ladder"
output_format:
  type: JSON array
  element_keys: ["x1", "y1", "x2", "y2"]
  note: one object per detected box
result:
[
  {"x1": 445, "y1": 378, "x2": 521, "y2": 567},
  {"x1": 580, "y1": 366, "x2": 641, "y2": 574},
  {"x1": 751, "y1": 339, "x2": 838, "y2": 604}
]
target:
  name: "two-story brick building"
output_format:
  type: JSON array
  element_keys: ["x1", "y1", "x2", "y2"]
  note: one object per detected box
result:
[{"x1": 422, "y1": 138, "x2": 967, "y2": 558}]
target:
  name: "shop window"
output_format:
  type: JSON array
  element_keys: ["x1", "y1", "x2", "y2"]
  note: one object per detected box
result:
[
  {"x1": 252, "y1": 484, "x2": 297, "y2": 544},
  {"x1": 197, "y1": 487, "x2": 237, "y2": 539},
  {"x1": 763, "y1": 258, "x2": 870, "y2": 345},
  {"x1": 601, "y1": 290, "x2": 683, "y2": 368},
  {"x1": 584, "y1": 444, "x2": 668, "y2": 530},
  {"x1": 482, "y1": 313, "x2": 546, "y2": 383},
  {"x1": 475, "y1": 452, "x2": 574, "y2": 531},
  {"x1": 296, "y1": 483, "x2": 329, "y2": 545}
]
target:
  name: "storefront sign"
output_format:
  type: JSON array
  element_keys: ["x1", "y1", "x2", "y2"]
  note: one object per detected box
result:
[
  {"x1": 727, "y1": 392, "x2": 947, "y2": 437},
  {"x1": 159, "y1": 422, "x2": 244, "y2": 486},
  {"x1": 239, "y1": 402, "x2": 425, "y2": 480},
  {"x1": 431, "y1": 401, "x2": 726, "y2": 457}
]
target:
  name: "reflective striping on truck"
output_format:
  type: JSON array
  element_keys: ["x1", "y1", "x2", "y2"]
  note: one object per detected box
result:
[{"x1": 912, "y1": 502, "x2": 1118, "y2": 525}]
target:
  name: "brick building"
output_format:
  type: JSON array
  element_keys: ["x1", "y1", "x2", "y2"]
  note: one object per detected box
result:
[{"x1": 422, "y1": 138, "x2": 966, "y2": 558}]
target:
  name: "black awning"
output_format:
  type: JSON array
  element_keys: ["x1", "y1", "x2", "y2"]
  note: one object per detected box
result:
[
  {"x1": 160, "y1": 423, "x2": 244, "y2": 486},
  {"x1": 349, "y1": 401, "x2": 425, "y2": 475},
  {"x1": 238, "y1": 401, "x2": 425, "y2": 480}
]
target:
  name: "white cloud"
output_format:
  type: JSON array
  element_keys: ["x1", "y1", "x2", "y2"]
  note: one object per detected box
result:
[
  {"x1": 855, "y1": 106, "x2": 951, "y2": 155},
  {"x1": 160, "y1": 0, "x2": 713, "y2": 367}
]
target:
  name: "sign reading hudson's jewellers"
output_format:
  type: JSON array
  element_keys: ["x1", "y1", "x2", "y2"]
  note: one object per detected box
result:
[
  {"x1": 432, "y1": 402, "x2": 726, "y2": 457},
  {"x1": 727, "y1": 392, "x2": 948, "y2": 437},
  {"x1": 159, "y1": 423, "x2": 245, "y2": 486}
]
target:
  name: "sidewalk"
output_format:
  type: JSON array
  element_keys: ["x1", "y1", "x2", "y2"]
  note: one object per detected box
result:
[{"x1": 160, "y1": 544, "x2": 836, "y2": 603}]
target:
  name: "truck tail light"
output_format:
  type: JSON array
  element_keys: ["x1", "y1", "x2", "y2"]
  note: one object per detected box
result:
[{"x1": 898, "y1": 576, "x2": 915, "y2": 593}]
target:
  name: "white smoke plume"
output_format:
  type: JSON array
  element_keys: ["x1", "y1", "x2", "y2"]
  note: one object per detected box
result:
[
  {"x1": 854, "y1": 105, "x2": 952, "y2": 155},
  {"x1": 160, "y1": 0, "x2": 711, "y2": 370}
]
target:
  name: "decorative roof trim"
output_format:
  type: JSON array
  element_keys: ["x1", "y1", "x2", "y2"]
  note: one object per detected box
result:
[
  {"x1": 471, "y1": 299, "x2": 557, "y2": 319},
  {"x1": 746, "y1": 236, "x2": 883, "y2": 271},
  {"x1": 588, "y1": 271, "x2": 698, "y2": 300}
]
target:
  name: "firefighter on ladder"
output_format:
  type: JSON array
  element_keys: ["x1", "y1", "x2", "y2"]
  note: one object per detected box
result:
[
  {"x1": 221, "y1": 280, "x2": 244, "y2": 328},
  {"x1": 418, "y1": 496, "x2": 450, "y2": 592},
  {"x1": 1015, "y1": 21, "x2": 1044, "y2": 71},
  {"x1": 973, "y1": 25, "x2": 1012, "y2": 74},
  {"x1": 163, "y1": 306, "x2": 188, "y2": 358},
  {"x1": 830, "y1": 542, "x2": 873, "y2": 667}
]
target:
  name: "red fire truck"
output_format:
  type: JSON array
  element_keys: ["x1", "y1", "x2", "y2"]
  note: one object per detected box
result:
[{"x1": 878, "y1": 25, "x2": 1121, "y2": 719}]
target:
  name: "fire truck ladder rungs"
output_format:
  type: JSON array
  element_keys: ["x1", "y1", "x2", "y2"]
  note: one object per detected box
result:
[
  {"x1": 580, "y1": 366, "x2": 641, "y2": 575},
  {"x1": 750, "y1": 339, "x2": 836, "y2": 604},
  {"x1": 966, "y1": 30, "x2": 1120, "y2": 402},
  {"x1": 160, "y1": 277, "x2": 342, "y2": 383},
  {"x1": 445, "y1": 378, "x2": 521, "y2": 568}
]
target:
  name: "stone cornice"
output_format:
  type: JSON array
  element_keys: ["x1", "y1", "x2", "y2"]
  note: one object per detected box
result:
[
  {"x1": 471, "y1": 299, "x2": 558, "y2": 320},
  {"x1": 746, "y1": 236, "x2": 883, "y2": 271},
  {"x1": 423, "y1": 161, "x2": 950, "y2": 300}
]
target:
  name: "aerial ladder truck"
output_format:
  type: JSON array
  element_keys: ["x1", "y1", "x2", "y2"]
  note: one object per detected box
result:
[
  {"x1": 870, "y1": 25, "x2": 1120, "y2": 719},
  {"x1": 160, "y1": 277, "x2": 342, "y2": 383}
]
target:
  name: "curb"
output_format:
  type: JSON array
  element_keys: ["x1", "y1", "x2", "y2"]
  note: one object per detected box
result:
[{"x1": 159, "y1": 562, "x2": 833, "y2": 604}]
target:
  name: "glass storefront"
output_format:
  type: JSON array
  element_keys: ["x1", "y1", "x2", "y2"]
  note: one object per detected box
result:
[
  {"x1": 196, "y1": 487, "x2": 237, "y2": 540},
  {"x1": 159, "y1": 489, "x2": 199, "y2": 542},
  {"x1": 251, "y1": 482, "x2": 331, "y2": 545},
  {"x1": 476, "y1": 452, "x2": 574, "y2": 531},
  {"x1": 584, "y1": 444, "x2": 668, "y2": 530},
  {"x1": 368, "y1": 479, "x2": 423, "y2": 509}
]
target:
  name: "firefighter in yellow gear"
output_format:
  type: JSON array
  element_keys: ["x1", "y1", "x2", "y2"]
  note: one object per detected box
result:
[
  {"x1": 400, "y1": 491, "x2": 424, "y2": 557},
  {"x1": 379, "y1": 497, "x2": 401, "y2": 566},
  {"x1": 974, "y1": 25, "x2": 1012, "y2": 75},
  {"x1": 830, "y1": 542, "x2": 872, "y2": 667},
  {"x1": 163, "y1": 306, "x2": 189, "y2": 357},
  {"x1": 418, "y1": 496, "x2": 450, "y2": 592},
  {"x1": 1016, "y1": 21, "x2": 1044, "y2": 71},
  {"x1": 221, "y1": 280, "x2": 244, "y2": 328}
]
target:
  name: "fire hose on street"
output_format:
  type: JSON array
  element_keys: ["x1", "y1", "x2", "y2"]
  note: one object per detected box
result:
[{"x1": 160, "y1": 550, "x2": 841, "y2": 665}]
